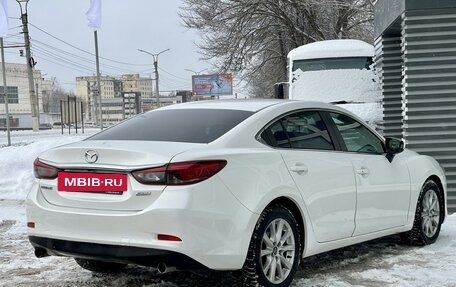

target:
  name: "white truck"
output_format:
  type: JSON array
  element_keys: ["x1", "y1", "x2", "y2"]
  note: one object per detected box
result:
[{"x1": 278, "y1": 39, "x2": 382, "y2": 128}]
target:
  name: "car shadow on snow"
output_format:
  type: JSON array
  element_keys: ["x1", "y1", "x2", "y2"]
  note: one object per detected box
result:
[
  {"x1": 82, "y1": 234, "x2": 417, "y2": 287},
  {"x1": 294, "y1": 234, "x2": 418, "y2": 286},
  {"x1": 87, "y1": 266, "x2": 242, "y2": 287}
]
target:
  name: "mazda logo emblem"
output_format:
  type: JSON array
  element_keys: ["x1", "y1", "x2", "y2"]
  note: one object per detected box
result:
[{"x1": 85, "y1": 150, "x2": 99, "y2": 164}]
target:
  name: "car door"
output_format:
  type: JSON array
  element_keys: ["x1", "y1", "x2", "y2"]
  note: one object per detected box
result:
[
  {"x1": 326, "y1": 112, "x2": 410, "y2": 236},
  {"x1": 259, "y1": 110, "x2": 357, "y2": 242}
]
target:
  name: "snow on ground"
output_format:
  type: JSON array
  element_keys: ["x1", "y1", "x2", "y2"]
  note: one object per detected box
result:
[
  {"x1": 0, "y1": 129, "x2": 97, "y2": 200},
  {"x1": 0, "y1": 199, "x2": 455, "y2": 287},
  {"x1": 1, "y1": 131, "x2": 456, "y2": 286}
]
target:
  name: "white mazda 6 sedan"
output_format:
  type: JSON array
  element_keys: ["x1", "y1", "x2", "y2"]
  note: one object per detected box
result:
[{"x1": 27, "y1": 100, "x2": 446, "y2": 287}]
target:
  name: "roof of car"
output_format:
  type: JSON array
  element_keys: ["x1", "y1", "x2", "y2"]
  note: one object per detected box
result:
[{"x1": 158, "y1": 99, "x2": 337, "y2": 112}]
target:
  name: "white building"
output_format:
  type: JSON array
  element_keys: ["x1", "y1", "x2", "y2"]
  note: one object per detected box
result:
[
  {"x1": 76, "y1": 74, "x2": 154, "y2": 123},
  {"x1": 75, "y1": 75, "x2": 122, "y2": 123},
  {"x1": 121, "y1": 74, "x2": 154, "y2": 98},
  {"x1": 0, "y1": 62, "x2": 54, "y2": 128}
]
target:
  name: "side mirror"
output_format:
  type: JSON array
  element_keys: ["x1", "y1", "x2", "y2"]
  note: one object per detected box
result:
[
  {"x1": 385, "y1": 137, "x2": 404, "y2": 162},
  {"x1": 274, "y1": 83, "x2": 284, "y2": 99}
]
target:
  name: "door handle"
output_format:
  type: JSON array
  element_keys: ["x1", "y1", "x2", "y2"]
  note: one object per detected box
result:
[
  {"x1": 290, "y1": 164, "x2": 308, "y2": 175},
  {"x1": 356, "y1": 167, "x2": 370, "y2": 177}
]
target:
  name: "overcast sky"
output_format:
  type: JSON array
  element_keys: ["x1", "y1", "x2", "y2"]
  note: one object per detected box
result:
[{"x1": 3, "y1": 0, "x2": 209, "y2": 92}]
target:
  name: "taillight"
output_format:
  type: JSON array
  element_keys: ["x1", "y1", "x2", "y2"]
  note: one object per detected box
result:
[
  {"x1": 33, "y1": 158, "x2": 59, "y2": 179},
  {"x1": 131, "y1": 165, "x2": 167, "y2": 185},
  {"x1": 132, "y1": 160, "x2": 227, "y2": 185}
]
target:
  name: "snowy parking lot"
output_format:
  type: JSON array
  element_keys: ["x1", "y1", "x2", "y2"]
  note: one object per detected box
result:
[{"x1": 1, "y1": 131, "x2": 455, "y2": 287}]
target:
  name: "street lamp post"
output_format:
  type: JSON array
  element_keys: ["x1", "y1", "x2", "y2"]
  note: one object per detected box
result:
[
  {"x1": 138, "y1": 48, "x2": 170, "y2": 108},
  {"x1": 17, "y1": 0, "x2": 39, "y2": 132}
]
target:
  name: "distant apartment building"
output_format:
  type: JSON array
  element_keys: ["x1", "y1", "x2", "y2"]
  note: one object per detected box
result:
[
  {"x1": 121, "y1": 74, "x2": 154, "y2": 98},
  {"x1": 0, "y1": 62, "x2": 56, "y2": 128},
  {"x1": 76, "y1": 74, "x2": 154, "y2": 124},
  {"x1": 75, "y1": 75, "x2": 123, "y2": 123}
]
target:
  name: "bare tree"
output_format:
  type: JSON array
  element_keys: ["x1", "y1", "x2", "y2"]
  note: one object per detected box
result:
[
  {"x1": 180, "y1": 0, "x2": 374, "y2": 97},
  {"x1": 42, "y1": 79, "x2": 77, "y2": 114}
]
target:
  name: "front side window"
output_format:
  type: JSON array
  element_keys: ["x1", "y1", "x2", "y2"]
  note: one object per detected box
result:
[
  {"x1": 261, "y1": 111, "x2": 334, "y2": 150},
  {"x1": 330, "y1": 113, "x2": 384, "y2": 154}
]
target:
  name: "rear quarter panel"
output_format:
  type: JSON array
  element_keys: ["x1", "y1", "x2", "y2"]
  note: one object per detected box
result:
[
  {"x1": 170, "y1": 148, "x2": 314, "y2": 256},
  {"x1": 170, "y1": 148, "x2": 306, "y2": 215}
]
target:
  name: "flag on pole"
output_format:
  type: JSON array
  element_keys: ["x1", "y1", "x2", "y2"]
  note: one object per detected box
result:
[
  {"x1": 0, "y1": 0, "x2": 8, "y2": 37},
  {"x1": 86, "y1": 0, "x2": 102, "y2": 30}
]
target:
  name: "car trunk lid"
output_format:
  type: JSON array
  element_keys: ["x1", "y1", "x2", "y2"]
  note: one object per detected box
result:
[{"x1": 37, "y1": 140, "x2": 203, "y2": 211}]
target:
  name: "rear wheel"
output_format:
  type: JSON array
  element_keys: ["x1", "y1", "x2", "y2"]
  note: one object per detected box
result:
[
  {"x1": 242, "y1": 206, "x2": 301, "y2": 287},
  {"x1": 74, "y1": 258, "x2": 126, "y2": 273},
  {"x1": 402, "y1": 180, "x2": 443, "y2": 246}
]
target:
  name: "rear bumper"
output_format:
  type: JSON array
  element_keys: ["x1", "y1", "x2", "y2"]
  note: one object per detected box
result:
[
  {"x1": 29, "y1": 236, "x2": 208, "y2": 270},
  {"x1": 26, "y1": 179, "x2": 258, "y2": 270}
]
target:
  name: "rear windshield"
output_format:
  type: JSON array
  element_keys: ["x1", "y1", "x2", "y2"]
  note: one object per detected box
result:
[{"x1": 88, "y1": 109, "x2": 254, "y2": 143}]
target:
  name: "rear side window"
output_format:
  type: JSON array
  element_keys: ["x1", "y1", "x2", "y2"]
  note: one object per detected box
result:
[
  {"x1": 260, "y1": 111, "x2": 334, "y2": 150},
  {"x1": 88, "y1": 109, "x2": 254, "y2": 143}
]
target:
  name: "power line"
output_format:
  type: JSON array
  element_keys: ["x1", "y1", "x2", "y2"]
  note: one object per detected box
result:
[
  {"x1": 29, "y1": 22, "x2": 151, "y2": 67},
  {"x1": 2, "y1": 34, "x2": 22, "y2": 39},
  {"x1": 32, "y1": 39, "x2": 138, "y2": 74},
  {"x1": 4, "y1": 23, "x2": 180, "y2": 93},
  {"x1": 159, "y1": 77, "x2": 191, "y2": 90},
  {"x1": 33, "y1": 54, "x2": 94, "y2": 75},
  {"x1": 3, "y1": 41, "x2": 23, "y2": 46},
  {"x1": 8, "y1": 25, "x2": 23, "y2": 31},
  {"x1": 158, "y1": 67, "x2": 190, "y2": 81},
  {"x1": 159, "y1": 73, "x2": 191, "y2": 86},
  {"x1": 32, "y1": 45, "x2": 96, "y2": 73}
]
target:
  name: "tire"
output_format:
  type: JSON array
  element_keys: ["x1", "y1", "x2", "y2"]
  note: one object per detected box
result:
[
  {"x1": 242, "y1": 205, "x2": 301, "y2": 287},
  {"x1": 74, "y1": 258, "x2": 126, "y2": 273},
  {"x1": 401, "y1": 180, "x2": 443, "y2": 246}
]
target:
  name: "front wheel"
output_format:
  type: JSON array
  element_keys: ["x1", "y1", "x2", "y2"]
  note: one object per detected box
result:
[
  {"x1": 402, "y1": 180, "x2": 443, "y2": 246},
  {"x1": 242, "y1": 206, "x2": 301, "y2": 287}
]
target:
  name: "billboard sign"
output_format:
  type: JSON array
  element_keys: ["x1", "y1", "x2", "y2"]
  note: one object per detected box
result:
[{"x1": 192, "y1": 74, "x2": 233, "y2": 96}]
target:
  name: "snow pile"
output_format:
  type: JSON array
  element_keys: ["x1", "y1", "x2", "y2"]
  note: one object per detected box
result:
[
  {"x1": 290, "y1": 68, "x2": 381, "y2": 104},
  {"x1": 290, "y1": 68, "x2": 383, "y2": 125},
  {"x1": 339, "y1": 102, "x2": 383, "y2": 127},
  {"x1": 0, "y1": 133, "x2": 91, "y2": 200},
  {"x1": 287, "y1": 39, "x2": 374, "y2": 60}
]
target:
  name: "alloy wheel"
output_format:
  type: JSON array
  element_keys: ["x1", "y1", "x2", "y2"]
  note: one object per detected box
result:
[
  {"x1": 421, "y1": 189, "x2": 440, "y2": 238},
  {"x1": 260, "y1": 218, "x2": 296, "y2": 284}
]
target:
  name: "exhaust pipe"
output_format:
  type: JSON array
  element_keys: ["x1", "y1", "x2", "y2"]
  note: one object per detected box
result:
[
  {"x1": 34, "y1": 248, "x2": 49, "y2": 258},
  {"x1": 157, "y1": 262, "x2": 177, "y2": 274}
]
